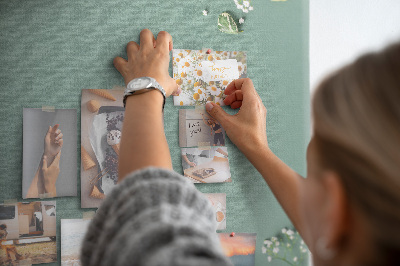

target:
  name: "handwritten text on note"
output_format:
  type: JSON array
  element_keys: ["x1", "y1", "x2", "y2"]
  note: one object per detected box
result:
[{"x1": 199, "y1": 59, "x2": 239, "y2": 82}]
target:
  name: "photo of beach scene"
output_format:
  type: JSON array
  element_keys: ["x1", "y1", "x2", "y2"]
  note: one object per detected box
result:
[
  {"x1": 0, "y1": 201, "x2": 57, "y2": 265},
  {"x1": 61, "y1": 219, "x2": 92, "y2": 265},
  {"x1": 219, "y1": 233, "x2": 257, "y2": 266}
]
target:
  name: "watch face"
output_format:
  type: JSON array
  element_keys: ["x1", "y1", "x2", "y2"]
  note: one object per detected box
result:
[{"x1": 130, "y1": 77, "x2": 151, "y2": 90}]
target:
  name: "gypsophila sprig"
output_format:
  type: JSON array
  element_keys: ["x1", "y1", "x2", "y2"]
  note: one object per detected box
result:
[
  {"x1": 234, "y1": 0, "x2": 254, "y2": 13},
  {"x1": 262, "y1": 228, "x2": 309, "y2": 265}
]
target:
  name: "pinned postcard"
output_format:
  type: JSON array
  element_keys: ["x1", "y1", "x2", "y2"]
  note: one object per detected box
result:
[
  {"x1": 22, "y1": 108, "x2": 77, "y2": 199},
  {"x1": 81, "y1": 89, "x2": 124, "y2": 208},
  {"x1": 0, "y1": 201, "x2": 57, "y2": 265},
  {"x1": 61, "y1": 219, "x2": 92, "y2": 265},
  {"x1": 205, "y1": 193, "x2": 227, "y2": 230},
  {"x1": 179, "y1": 109, "x2": 226, "y2": 147},
  {"x1": 182, "y1": 147, "x2": 231, "y2": 183},
  {"x1": 219, "y1": 233, "x2": 257, "y2": 266},
  {"x1": 173, "y1": 49, "x2": 247, "y2": 106}
]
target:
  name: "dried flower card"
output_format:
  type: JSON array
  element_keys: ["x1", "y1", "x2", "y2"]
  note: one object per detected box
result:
[{"x1": 173, "y1": 49, "x2": 247, "y2": 106}]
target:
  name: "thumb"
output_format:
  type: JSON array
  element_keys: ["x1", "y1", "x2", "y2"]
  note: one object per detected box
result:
[
  {"x1": 42, "y1": 155, "x2": 48, "y2": 171},
  {"x1": 205, "y1": 102, "x2": 230, "y2": 127}
]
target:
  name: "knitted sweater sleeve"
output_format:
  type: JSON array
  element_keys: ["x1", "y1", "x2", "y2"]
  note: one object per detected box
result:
[{"x1": 80, "y1": 167, "x2": 232, "y2": 266}]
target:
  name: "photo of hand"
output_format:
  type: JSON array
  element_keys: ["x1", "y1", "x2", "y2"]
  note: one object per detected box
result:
[{"x1": 26, "y1": 124, "x2": 63, "y2": 198}]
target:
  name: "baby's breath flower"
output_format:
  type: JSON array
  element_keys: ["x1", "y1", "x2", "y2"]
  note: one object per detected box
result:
[
  {"x1": 289, "y1": 235, "x2": 294, "y2": 240},
  {"x1": 264, "y1": 240, "x2": 272, "y2": 247},
  {"x1": 286, "y1": 243, "x2": 291, "y2": 247},
  {"x1": 273, "y1": 247, "x2": 279, "y2": 254},
  {"x1": 282, "y1": 228, "x2": 287, "y2": 234},
  {"x1": 268, "y1": 256, "x2": 272, "y2": 262},
  {"x1": 249, "y1": 6, "x2": 254, "y2": 11},
  {"x1": 276, "y1": 241, "x2": 280, "y2": 246},
  {"x1": 243, "y1": 0, "x2": 250, "y2": 7},
  {"x1": 271, "y1": 237, "x2": 277, "y2": 242},
  {"x1": 287, "y1": 229, "x2": 294, "y2": 236},
  {"x1": 262, "y1": 246, "x2": 267, "y2": 254},
  {"x1": 293, "y1": 257, "x2": 298, "y2": 262}
]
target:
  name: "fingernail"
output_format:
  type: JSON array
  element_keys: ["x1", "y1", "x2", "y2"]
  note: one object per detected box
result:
[{"x1": 206, "y1": 102, "x2": 214, "y2": 112}]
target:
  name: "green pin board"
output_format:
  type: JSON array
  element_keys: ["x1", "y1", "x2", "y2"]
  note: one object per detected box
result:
[{"x1": 0, "y1": 0, "x2": 310, "y2": 265}]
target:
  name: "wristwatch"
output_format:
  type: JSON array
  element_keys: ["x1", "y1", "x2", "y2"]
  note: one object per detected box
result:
[{"x1": 123, "y1": 77, "x2": 166, "y2": 109}]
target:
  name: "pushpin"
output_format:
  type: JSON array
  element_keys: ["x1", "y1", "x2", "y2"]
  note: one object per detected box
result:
[
  {"x1": 206, "y1": 49, "x2": 212, "y2": 54},
  {"x1": 230, "y1": 232, "x2": 235, "y2": 237}
]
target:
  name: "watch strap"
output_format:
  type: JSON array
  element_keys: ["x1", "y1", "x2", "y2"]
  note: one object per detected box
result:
[{"x1": 123, "y1": 77, "x2": 166, "y2": 110}]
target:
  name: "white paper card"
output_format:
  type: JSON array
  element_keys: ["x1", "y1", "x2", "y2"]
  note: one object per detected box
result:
[{"x1": 199, "y1": 59, "x2": 239, "y2": 82}]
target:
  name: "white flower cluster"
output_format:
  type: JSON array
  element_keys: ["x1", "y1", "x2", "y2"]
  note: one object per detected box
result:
[
  {"x1": 234, "y1": 0, "x2": 254, "y2": 13},
  {"x1": 262, "y1": 227, "x2": 309, "y2": 265}
]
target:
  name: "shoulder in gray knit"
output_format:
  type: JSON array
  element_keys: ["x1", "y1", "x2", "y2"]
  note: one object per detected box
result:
[{"x1": 81, "y1": 167, "x2": 233, "y2": 266}]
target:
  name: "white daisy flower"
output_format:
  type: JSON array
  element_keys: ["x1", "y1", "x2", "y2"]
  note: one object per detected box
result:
[
  {"x1": 239, "y1": 17, "x2": 244, "y2": 24},
  {"x1": 243, "y1": 0, "x2": 250, "y2": 7},
  {"x1": 202, "y1": 10, "x2": 208, "y2": 16}
]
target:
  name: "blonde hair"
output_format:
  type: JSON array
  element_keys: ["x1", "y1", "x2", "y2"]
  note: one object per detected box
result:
[{"x1": 312, "y1": 43, "x2": 400, "y2": 264}]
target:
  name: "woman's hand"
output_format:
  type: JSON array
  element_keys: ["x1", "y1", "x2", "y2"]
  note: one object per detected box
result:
[
  {"x1": 42, "y1": 152, "x2": 61, "y2": 197},
  {"x1": 44, "y1": 124, "x2": 63, "y2": 162},
  {"x1": 205, "y1": 78, "x2": 268, "y2": 155},
  {"x1": 113, "y1": 29, "x2": 179, "y2": 97}
]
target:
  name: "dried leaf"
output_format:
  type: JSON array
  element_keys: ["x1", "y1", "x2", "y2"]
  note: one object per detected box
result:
[{"x1": 218, "y1": 12, "x2": 239, "y2": 34}]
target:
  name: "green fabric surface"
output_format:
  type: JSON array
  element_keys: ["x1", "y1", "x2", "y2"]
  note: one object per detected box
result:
[{"x1": 0, "y1": 0, "x2": 310, "y2": 265}]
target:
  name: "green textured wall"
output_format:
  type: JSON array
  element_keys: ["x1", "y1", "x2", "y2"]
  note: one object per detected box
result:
[{"x1": 0, "y1": 0, "x2": 310, "y2": 265}]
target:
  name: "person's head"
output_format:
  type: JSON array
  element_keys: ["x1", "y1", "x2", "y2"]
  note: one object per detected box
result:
[
  {"x1": 207, "y1": 119, "x2": 214, "y2": 126},
  {"x1": 301, "y1": 42, "x2": 400, "y2": 265},
  {"x1": 0, "y1": 224, "x2": 7, "y2": 230}
]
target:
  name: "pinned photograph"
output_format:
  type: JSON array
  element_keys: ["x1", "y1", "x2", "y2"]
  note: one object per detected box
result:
[
  {"x1": 61, "y1": 219, "x2": 92, "y2": 266},
  {"x1": 172, "y1": 49, "x2": 247, "y2": 106},
  {"x1": 81, "y1": 88, "x2": 124, "y2": 208},
  {"x1": 181, "y1": 147, "x2": 231, "y2": 183},
  {"x1": 204, "y1": 193, "x2": 227, "y2": 230},
  {"x1": 219, "y1": 233, "x2": 257, "y2": 266},
  {"x1": 0, "y1": 201, "x2": 57, "y2": 265},
  {"x1": 179, "y1": 109, "x2": 226, "y2": 148},
  {"x1": 23, "y1": 108, "x2": 77, "y2": 199}
]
